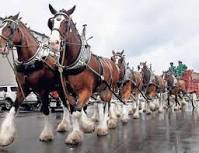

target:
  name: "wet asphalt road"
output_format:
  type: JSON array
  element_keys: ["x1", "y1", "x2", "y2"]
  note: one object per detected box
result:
[{"x1": 1, "y1": 105, "x2": 199, "y2": 153}]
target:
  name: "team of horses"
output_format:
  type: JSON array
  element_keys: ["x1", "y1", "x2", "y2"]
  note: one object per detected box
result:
[{"x1": 0, "y1": 4, "x2": 195, "y2": 146}]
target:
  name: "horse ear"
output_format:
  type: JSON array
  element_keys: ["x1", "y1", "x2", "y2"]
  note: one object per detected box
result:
[
  {"x1": 112, "y1": 50, "x2": 115, "y2": 55},
  {"x1": 49, "y1": 4, "x2": 57, "y2": 15},
  {"x1": 121, "y1": 50, "x2": 124, "y2": 55},
  {"x1": 12, "y1": 12, "x2": 20, "y2": 20},
  {"x1": 66, "y1": 5, "x2": 76, "y2": 15}
]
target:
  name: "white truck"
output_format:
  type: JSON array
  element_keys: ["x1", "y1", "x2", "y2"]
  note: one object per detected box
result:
[{"x1": 0, "y1": 85, "x2": 39, "y2": 110}]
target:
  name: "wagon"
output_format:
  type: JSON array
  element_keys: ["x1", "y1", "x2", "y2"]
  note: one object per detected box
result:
[{"x1": 182, "y1": 70, "x2": 199, "y2": 94}]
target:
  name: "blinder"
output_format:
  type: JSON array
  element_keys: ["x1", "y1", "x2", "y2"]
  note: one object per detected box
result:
[
  {"x1": 1, "y1": 19, "x2": 19, "y2": 41},
  {"x1": 48, "y1": 18, "x2": 54, "y2": 31}
]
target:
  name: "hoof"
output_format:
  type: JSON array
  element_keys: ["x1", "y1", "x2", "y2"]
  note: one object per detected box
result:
[
  {"x1": 158, "y1": 108, "x2": 164, "y2": 113},
  {"x1": 150, "y1": 105, "x2": 156, "y2": 111},
  {"x1": 96, "y1": 127, "x2": 108, "y2": 136},
  {"x1": 121, "y1": 118, "x2": 129, "y2": 124},
  {"x1": 91, "y1": 117, "x2": 99, "y2": 122},
  {"x1": 65, "y1": 130, "x2": 83, "y2": 145},
  {"x1": 0, "y1": 135, "x2": 15, "y2": 147},
  {"x1": 81, "y1": 121, "x2": 95, "y2": 133},
  {"x1": 0, "y1": 119, "x2": 16, "y2": 146},
  {"x1": 56, "y1": 120, "x2": 70, "y2": 132},
  {"x1": 108, "y1": 118, "x2": 117, "y2": 129},
  {"x1": 39, "y1": 130, "x2": 54, "y2": 142},
  {"x1": 146, "y1": 111, "x2": 152, "y2": 115},
  {"x1": 174, "y1": 107, "x2": 178, "y2": 111},
  {"x1": 133, "y1": 113, "x2": 140, "y2": 119},
  {"x1": 128, "y1": 110, "x2": 134, "y2": 115},
  {"x1": 116, "y1": 113, "x2": 121, "y2": 118}
]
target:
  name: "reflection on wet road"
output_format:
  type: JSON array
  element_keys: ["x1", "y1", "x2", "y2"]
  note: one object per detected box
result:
[{"x1": 1, "y1": 105, "x2": 199, "y2": 153}]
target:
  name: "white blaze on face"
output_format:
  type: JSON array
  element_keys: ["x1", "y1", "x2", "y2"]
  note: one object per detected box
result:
[
  {"x1": 115, "y1": 55, "x2": 120, "y2": 65},
  {"x1": 49, "y1": 15, "x2": 65, "y2": 51}
]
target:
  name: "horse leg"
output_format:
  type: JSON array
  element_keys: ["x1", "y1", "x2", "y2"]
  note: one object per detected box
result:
[
  {"x1": 133, "y1": 93, "x2": 140, "y2": 119},
  {"x1": 158, "y1": 93, "x2": 164, "y2": 113},
  {"x1": 146, "y1": 101, "x2": 152, "y2": 115},
  {"x1": 65, "y1": 89, "x2": 93, "y2": 145},
  {"x1": 80, "y1": 108, "x2": 95, "y2": 133},
  {"x1": 121, "y1": 103, "x2": 129, "y2": 124},
  {"x1": 167, "y1": 92, "x2": 170, "y2": 108},
  {"x1": 56, "y1": 91, "x2": 71, "y2": 132},
  {"x1": 91, "y1": 103, "x2": 99, "y2": 122},
  {"x1": 77, "y1": 90, "x2": 95, "y2": 133},
  {"x1": 180, "y1": 92, "x2": 187, "y2": 106},
  {"x1": 174, "y1": 94, "x2": 179, "y2": 111},
  {"x1": 65, "y1": 110, "x2": 83, "y2": 145},
  {"x1": 108, "y1": 102, "x2": 118, "y2": 129},
  {"x1": 95, "y1": 102, "x2": 109, "y2": 136},
  {"x1": 192, "y1": 92, "x2": 197, "y2": 109},
  {"x1": 39, "y1": 94, "x2": 54, "y2": 141},
  {"x1": 115, "y1": 102, "x2": 122, "y2": 117},
  {"x1": 0, "y1": 88, "x2": 28, "y2": 146},
  {"x1": 56, "y1": 104, "x2": 71, "y2": 132}
]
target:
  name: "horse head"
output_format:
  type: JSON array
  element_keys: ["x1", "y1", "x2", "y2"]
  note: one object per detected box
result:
[
  {"x1": 48, "y1": 4, "x2": 77, "y2": 52},
  {"x1": 0, "y1": 13, "x2": 21, "y2": 54},
  {"x1": 0, "y1": 13, "x2": 39, "y2": 62},
  {"x1": 111, "y1": 49, "x2": 125, "y2": 67},
  {"x1": 139, "y1": 61, "x2": 151, "y2": 85}
]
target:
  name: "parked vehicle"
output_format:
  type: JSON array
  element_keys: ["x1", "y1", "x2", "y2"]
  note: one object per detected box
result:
[
  {"x1": 49, "y1": 91, "x2": 62, "y2": 112},
  {"x1": 0, "y1": 85, "x2": 39, "y2": 110}
]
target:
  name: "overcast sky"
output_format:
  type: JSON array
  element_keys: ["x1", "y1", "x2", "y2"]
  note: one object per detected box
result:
[{"x1": 0, "y1": 0, "x2": 199, "y2": 80}]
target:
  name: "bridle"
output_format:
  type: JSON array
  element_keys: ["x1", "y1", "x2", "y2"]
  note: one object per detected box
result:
[
  {"x1": 0, "y1": 18, "x2": 43, "y2": 66},
  {"x1": 0, "y1": 18, "x2": 20, "y2": 52},
  {"x1": 112, "y1": 53, "x2": 124, "y2": 67},
  {"x1": 48, "y1": 11, "x2": 72, "y2": 42}
]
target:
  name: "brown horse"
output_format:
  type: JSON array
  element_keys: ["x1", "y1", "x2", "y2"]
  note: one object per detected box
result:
[
  {"x1": 0, "y1": 14, "x2": 66, "y2": 146},
  {"x1": 48, "y1": 4, "x2": 124, "y2": 144},
  {"x1": 162, "y1": 71, "x2": 186, "y2": 110},
  {"x1": 140, "y1": 62, "x2": 166, "y2": 114},
  {"x1": 111, "y1": 51, "x2": 146, "y2": 119},
  {"x1": 111, "y1": 50, "x2": 132, "y2": 123},
  {"x1": 130, "y1": 70, "x2": 144, "y2": 118}
]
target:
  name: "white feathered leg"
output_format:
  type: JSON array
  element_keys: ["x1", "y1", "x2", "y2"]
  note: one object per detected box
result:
[
  {"x1": 128, "y1": 103, "x2": 134, "y2": 115},
  {"x1": 40, "y1": 115, "x2": 54, "y2": 141},
  {"x1": 96, "y1": 103, "x2": 109, "y2": 136},
  {"x1": 91, "y1": 103, "x2": 99, "y2": 122},
  {"x1": 121, "y1": 104, "x2": 129, "y2": 124},
  {"x1": 158, "y1": 94, "x2": 164, "y2": 113},
  {"x1": 146, "y1": 102, "x2": 152, "y2": 115},
  {"x1": 181, "y1": 97, "x2": 187, "y2": 106},
  {"x1": 192, "y1": 93, "x2": 197, "y2": 109},
  {"x1": 56, "y1": 106, "x2": 70, "y2": 132},
  {"x1": 65, "y1": 111, "x2": 83, "y2": 145},
  {"x1": 133, "y1": 94, "x2": 140, "y2": 119},
  {"x1": 108, "y1": 103, "x2": 118, "y2": 129},
  {"x1": 115, "y1": 103, "x2": 122, "y2": 117},
  {"x1": 80, "y1": 109, "x2": 95, "y2": 133},
  {"x1": 0, "y1": 107, "x2": 16, "y2": 146}
]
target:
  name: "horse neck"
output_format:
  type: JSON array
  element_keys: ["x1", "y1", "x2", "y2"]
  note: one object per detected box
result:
[
  {"x1": 119, "y1": 62, "x2": 125, "y2": 80},
  {"x1": 64, "y1": 22, "x2": 81, "y2": 66},
  {"x1": 166, "y1": 74, "x2": 174, "y2": 87},
  {"x1": 16, "y1": 23, "x2": 39, "y2": 62},
  {"x1": 142, "y1": 67, "x2": 151, "y2": 83}
]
